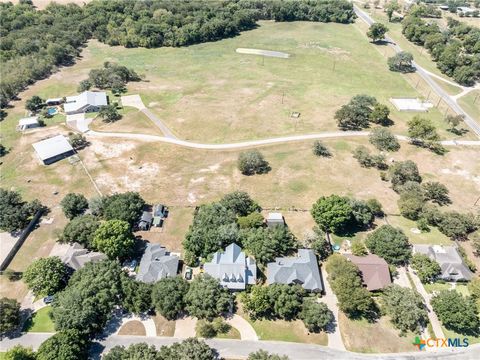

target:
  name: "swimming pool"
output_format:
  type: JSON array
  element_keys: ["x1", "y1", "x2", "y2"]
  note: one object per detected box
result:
[{"x1": 47, "y1": 107, "x2": 57, "y2": 115}]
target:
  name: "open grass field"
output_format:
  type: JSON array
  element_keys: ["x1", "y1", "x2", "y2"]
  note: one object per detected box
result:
[
  {"x1": 23, "y1": 306, "x2": 55, "y2": 333},
  {"x1": 423, "y1": 282, "x2": 470, "y2": 296},
  {"x1": 458, "y1": 90, "x2": 480, "y2": 123},
  {"x1": 339, "y1": 312, "x2": 418, "y2": 353}
]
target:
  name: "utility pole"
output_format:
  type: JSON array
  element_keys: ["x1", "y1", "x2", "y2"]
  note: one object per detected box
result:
[
  {"x1": 281, "y1": 91, "x2": 285, "y2": 104},
  {"x1": 332, "y1": 57, "x2": 336, "y2": 72}
]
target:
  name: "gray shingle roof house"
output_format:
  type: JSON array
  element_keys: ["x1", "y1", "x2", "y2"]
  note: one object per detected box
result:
[
  {"x1": 32, "y1": 135, "x2": 75, "y2": 165},
  {"x1": 62, "y1": 243, "x2": 107, "y2": 271},
  {"x1": 344, "y1": 254, "x2": 392, "y2": 291},
  {"x1": 413, "y1": 245, "x2": 473, "y2": 282},
  {"x1": 136, "y1": 244, "x2": 179, "y2": 283},
  {"x1": 204, "y1": 243, "x2": 256, "y2": 290},
  {"x1": 267, "y1": 249, "x2": 324, "y2": 292},
  {"x1": 64, "y1": 91, "x2": 107, "y2": 115}
]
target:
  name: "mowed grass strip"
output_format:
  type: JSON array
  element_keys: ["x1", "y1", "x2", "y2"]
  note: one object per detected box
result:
[{"x1": 23, "y1": 306, "x2": 55, "y2": 333}]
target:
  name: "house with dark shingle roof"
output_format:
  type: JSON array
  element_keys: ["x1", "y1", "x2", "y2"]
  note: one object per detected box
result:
[
  {"x1": 204, "y1": 243, "x2": 256, "y2": 290},
  {"x1": 344, "y1": 254, "x2": 392, "y2": 291},
  {"x1": 267, "y1": 249, "x2": 324, "y2": 292},
  {"x1": 413, "y1": 245, "x2": 473, "y2": 282},
  {"x1": 136, "y1": 243, "x2": 179, "y2": 283}
]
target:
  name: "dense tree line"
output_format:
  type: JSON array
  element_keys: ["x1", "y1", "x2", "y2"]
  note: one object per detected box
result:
[
  {"x1": 401, "y1": 14, "x2": 480, "y2": 86},
  {"x1": 0, "y1": 189, "x2": 45, "y2": 232},
  {"x1": 0, "y1": 0, "x2": 355, "y2": 108},
  {"x1": 183, "y1": 191, "x2": 298, "y2": 265}
]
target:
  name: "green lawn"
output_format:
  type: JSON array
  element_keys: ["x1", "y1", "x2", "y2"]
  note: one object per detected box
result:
[
  {"x1": 442, "y1": 327, "x2": 480, "y2": 345},
  {"x1": 4, "y1": 19, "x2": 459, "y2": 145},
  {"x1": 216, "y1": 326, "x2": 241, "y2": 340},
  {"x1": 23, "y1": 306, "x2": 55, "y2": 333},
  {"x1": 458, "y1": 90, "x2": 480, "y2": 123},
  {"x1": 387, "y1": 216, "x2": 452, "y2": 245}
]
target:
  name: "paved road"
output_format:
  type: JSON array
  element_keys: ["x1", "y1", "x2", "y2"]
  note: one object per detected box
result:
[
  {"x1": 353, "y1": 5, "x2": 480, "y2": 138},
  {"x1": 2, "y1": 333, "x2": 479, "y2": 359},
  {"x1": 87, "y1": 128, "x2": 480, "y2": 150},
  {"x1": 407, "y1": 266, "x2": 446, "y2": 340},
  {"x1": 141, "y1": 108, "x2": 178, "y2": 139}
]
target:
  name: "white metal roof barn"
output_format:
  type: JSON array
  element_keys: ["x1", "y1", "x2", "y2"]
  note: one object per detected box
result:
[{"x1": 32, "y1": 135, "x2": 74, "y2": 165}]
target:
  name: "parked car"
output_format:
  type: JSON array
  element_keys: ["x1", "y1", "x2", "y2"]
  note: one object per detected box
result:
[
  {"x1": 184, "y1": 267, "x2": 193, "y2": 280},
  {"x1": 43, "y1": 295, "x2": 54, "y2": 304},
  {"x1": 122, "y1": 259, "x2": 137, "y2": 273}
]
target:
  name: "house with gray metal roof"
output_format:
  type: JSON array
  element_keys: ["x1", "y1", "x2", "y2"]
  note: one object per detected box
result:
[
  {"x1": 413, "y1": 245, "x2": 473, "y2": 282},
  {"x1": 17, "y1": 116, "x2": 40, "y2": 131},
  {"x1": 62, "y1": 243, "x2": 107, "y2": 271},
  {"x1": 136, "y1": 243, "x2": 179, "y2": 283},
  {"x1": 32, "y1": 135, "x2": 75, "y2": 165},
  {"x1": 204, "y1": 243, "x2": 256, "y2": 290},
  {"x1": 64, "y1": 91, "x2": 107, "y2": 115},
  {"x1": 267, "y1": 249, "x2": 324, "y2": 292}
]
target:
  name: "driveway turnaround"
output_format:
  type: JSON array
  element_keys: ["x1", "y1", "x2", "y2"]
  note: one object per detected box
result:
[{"x1": 224, "y1": 314, "x2": 258, "y2": 341}]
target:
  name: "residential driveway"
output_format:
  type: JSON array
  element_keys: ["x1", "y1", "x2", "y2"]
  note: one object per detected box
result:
[
  {"x1": 393, "y1": 266, "x2": 411, "y2": 289},
  {"x1": 173, "y1": 316, "x2": 197, "y2": 338},
  {"x1": 225, "y1": 314, "x2": 258, "y2": 341},
  {"x1": 407, "y1": 266, "x2": 446, "y2": 339},
  {"x1": 318, "y1": 272, "x2": 346, "y2": 351},
  {"x1": 121, "y1": 94, "x2": 146, "y2": 110},
  {"x1": 66, "y1": 113, "x2": 91, "y2": 133}
]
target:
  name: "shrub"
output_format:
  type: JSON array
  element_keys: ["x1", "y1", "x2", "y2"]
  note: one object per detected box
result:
[{"x1": 237, "y1": 150, "x2": 270, "y2": 175}]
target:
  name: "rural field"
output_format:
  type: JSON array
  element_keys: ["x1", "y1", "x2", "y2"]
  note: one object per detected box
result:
[{"x1": 1, "y1": 6, "x2": 479, "y2": 352}]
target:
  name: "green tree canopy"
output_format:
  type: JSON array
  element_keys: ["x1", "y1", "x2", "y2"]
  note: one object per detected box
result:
[
  {"x1": 4, "y1": 345, "x2": 36, "y2": 360},
  {"x1": 0, "y1": 189, "x2": 44, "y2": 232},
  {"x1": 50, "y1": 260, "x2": 124, "y2": 336},
  {"x1": 60, "y1": 193, "x2": 88, "y2": 220},
  {"x1": 302, "y1": 227, "x2": 332, "y2": 261},
  {"x1": 99, "y1": 104, "x2": 121, "y2": 122},
  {"x1": 422, "y1": 181, "x2": 451, "y2": 206},
  {"x1": 240, "y1": 226, "x2": 298, "y2": 264},
  {"x1": 103, "y1": 343, "x2": 159, "y2": 360},
  {"x1": 388, "y1": 160, "x2": 422, "y2": 191},
  {"x1": 23, "y1": 256, "x2": 69, "y2": 296},
  {"x1": 92, "y1": 219, "x2": 135, "y2": 259},
  {"x1": 248, "y1": 350, "x2": 289, "y2": 360},
  {"x1": 25, "y1": 95, "x2": 44, "y2": 112},
  {"x1": 431, "y1": 290, "x2": 480, "y2": 335},
  {"x1": 121, "y1": 277, "x2": 153, "y2": 315},
  {"x1": 367, "y1": 23, "x2": 389, "y2": 42},
  {"x1": 36, "y1": 330, "x2": 88, "y2": 360},
  {"x1": 310, "y1": 195, "x2": 353, "y2": 233},
  {"x1": 407, "y1": 116, "x2": 440, "y2": 143},
  {"x1": 238, "y1": 212, "x2": 264, "y2": 229},
  {"x1": 152, "y1": 276, "x2": 190, "y2": 320},
  {"x1": 237, "y1": 150, "x2": 271, "y2": 175},
  {"x1": 312, "y1": 140, "x2": 332, "y2": 157},
  {"x1": 369, "y1": 127, "x2": 400, "y2": 151},
  {"x1": 388, "y1": 51, "x2": 415, "y2": 73},
  {"x1": 219, "y1": 191, "x2": 261, "y2": 217},
  {"x1": 0, "y1": 297, "x2": 20, "y2": 335},
  {"x1": 102, "y1": 192, "x2": 145, "y2": 225},
  {"x1": 58, "y1": 214, "x2": 99, "y2": 249},
  {"x1": 437, "y1": 211, "x2": 478, "y2": 239},
  {"x1": 185, "y1": 275, "x2": 232, "y2": 320},
  {"x1": 183, "y1": 203, "x2": 238, "y2": 260},
  {"x1": 382, "y1": 284, "x2": 428, "y2": 334},
  {"x1": 300, "y1": 300, "x2": 334, "y2": 332},
  {"x1": 365, "y1": 225, "x2": 411, "y2": 265},
  {"x1": 411, "y1": 253, "x2": 441, "y2": 283},
  {"x1": 334, "y1": 94, "x2": 377, "y2": 130},
  {"x1": 325, "y1": 254, "x2": 376, "y2": 318}
]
